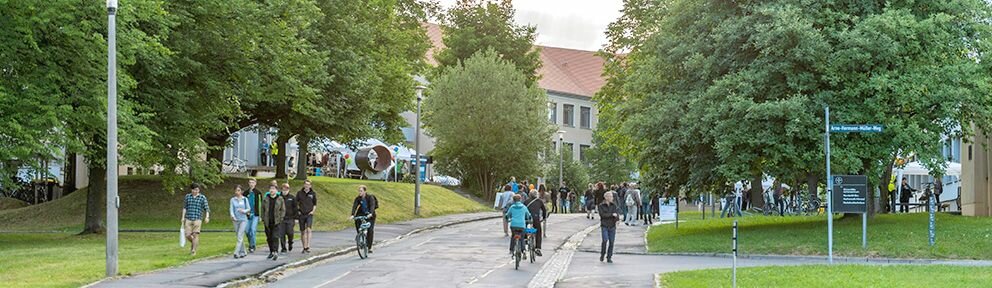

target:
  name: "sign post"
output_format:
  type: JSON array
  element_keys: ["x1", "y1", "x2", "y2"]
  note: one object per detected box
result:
[{"x1": 825, "y1": 105, "x2": 883, "y2": 262}]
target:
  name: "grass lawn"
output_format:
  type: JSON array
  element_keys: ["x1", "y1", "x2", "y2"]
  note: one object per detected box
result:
[
  {"x1": 659, "y1": 265, "x2": 992, "y2": 288},
  {"x1": 647, "y1": 213, "x2": 992, "y2": 260},
  {"x1": 0, "y1": 176, "x2": 487, "y2": 287}
]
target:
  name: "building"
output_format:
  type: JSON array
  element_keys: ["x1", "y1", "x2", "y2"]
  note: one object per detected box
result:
[
  {"x1": 961, "y1": 128, "x2": 991, "y2": 216},
  {"x1": 418, "y1": 23, "x2": 606, "y2": 162}
]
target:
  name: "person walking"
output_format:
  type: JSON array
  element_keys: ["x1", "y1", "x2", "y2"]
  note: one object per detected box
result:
[
  {"x1": 280, "y1": 183, "x2": 298, "y2": 253},
  {"x1": 508, "y1": 177, "x2": 520, "y2": 193},
  {"x1": 229, "y1": 185, "x2": 250, "y2": 258},
  {"x1": 549, "y1": 184, "x2": 559, "y2": 214},
  {"x1": 598, "y1": 191, "x2": 620, "y2": 263},
  {"x1": 296, "y1": 179, "x2": 317, "y2": 253},
  {"x1": 260, "y1": 184, "x2": 285, "y2": 260},
  {"x1": 625, "y1": 184, "x2": 641, "y2": 226},
  {"x1": 496, "y1": 185, "x2": 515, "y2": 237},
  {"x1": 558, "y1": 182, "x2": 571, "y2": 214},
  {"x1": 584, "y1": 185, "x2": 596, "y2": 219},
  {"x1": 526, "y1": 190, "x2": 548, "y2": 256},
  {"x1": 774, "y1": 181, "x2": 785, "y2": 217},
  {"x1": 617, "y1": 183, "x2": 629, "y2": 222},
  {"x1": 641, "y1": 190, "x2": 653, "y2": 225},
  {"x1": 900, "y1": 177, "x2": 916, "y2": 213},
  {"x1": 245, "y1": 178, "x2": 262, "y2": 253},
  {"x1": 351, "y1": 185, "x2": 379, "y2": 253},
  {"x1": 181, "y1": 183, "x2": 210, "y2": 256}
]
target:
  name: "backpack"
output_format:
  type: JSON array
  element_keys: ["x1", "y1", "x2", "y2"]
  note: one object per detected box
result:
[{"x1": 626, "y1": 193, "x2": 636, "y2": 206}]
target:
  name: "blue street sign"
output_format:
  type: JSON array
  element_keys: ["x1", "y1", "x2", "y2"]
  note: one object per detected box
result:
[{"x1": 829, "y1": 124, "x2": 883, "y2": 133}]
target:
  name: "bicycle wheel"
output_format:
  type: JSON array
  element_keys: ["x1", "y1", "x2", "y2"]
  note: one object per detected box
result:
[
  {"x1": 514, "y1": 244, "x2": 521, "y2": 270},
  {"x1": 356, "y1": 232, "x2": 368, "y2": 259},
  {"x1": 528, "y1": 236, "x2": 535, "y2": 263}
]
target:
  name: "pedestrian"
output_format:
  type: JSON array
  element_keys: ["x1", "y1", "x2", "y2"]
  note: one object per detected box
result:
[
  {"x1": 547, "y1": 184, "x2": 558, "y2": 214},
  {"x1": 229, "y1": 185, "x2": 250, "y2": 259},
  {"x1": 508, "y1": 177, "x2": 519, "y2": 193},
  {"x1": 245, "y1": 178, "x2": 262, "y2": 253},
  {"x1": 496, "y1": 185, "x2": 515, "y2": 237},
  {"x1": 774, "y1": 181, "x2": 785, "y2": 217},
  {"x1": 351, "y1": 185, "x2": 378, "y2": 253},
  {"x1": 641, "y1": 189, "x2": 653, "y2": 225},
  {"x1": 526, "y1": 190, "x2": 548, "y2": 256},
  {"x1": 625, "y1": 184, "x2": 641, "y2": 226},
  {"x1": 260, "y1": 184, "x2": 285, "y2": 260},
  {"x1": 594, "y1": 183, "x2": 607, "y2": 210},
  {"x1": 935, "y1": 178, "x2": 944, "y2": 207},
  {"x1": 558, "y1": 181, "x2": 570, "y2": 214},
  {"x1": 182, "y1": 183, "x2": 210, "y2": 256},
  {"x1": 280, "y1": 183, "x2": 298, "y2": 253},
  {"x1": 585, "y1": 185, "x2": 596, "y2": 219},
  {"x1": 598, "y1": 191, "x2": 620, "y2": 263},
  {"x1": 650, "y1": 191, "x2": 660, "y2": 219},
  {"x1": 617, "y1": 183, "x2": 629, "y2": 222},
  {"x1": 296, "y1": 179, "x2": 317, "y2": 254},
  {"x1": 900, "y1": 177, "x2": 915, "y2": 213}
]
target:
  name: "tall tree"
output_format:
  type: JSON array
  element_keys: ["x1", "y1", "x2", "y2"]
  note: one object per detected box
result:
[
  {"x1": 585, "y1": 131, "x2": 636, "y2": 185},
  {"x1": 544, "y1": 150, "x2": 590, "y2": 193},
  {"x1": 424, "y1": 50, "x2": 552, "y2": 200},
  {"x1": 436, "y1": 0, "x2": 541, "y2": 86},
  {"x1": 604, "y1": 0, "x2": 992, "y2": 216}
]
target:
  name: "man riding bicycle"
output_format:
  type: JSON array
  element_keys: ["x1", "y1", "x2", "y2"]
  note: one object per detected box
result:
[
  {"x1": 504, "y1": 194, "x2": 532, "y2": 258},
  {"x1": 350, "y1": 185, "x2": 378, "y2": 253}
]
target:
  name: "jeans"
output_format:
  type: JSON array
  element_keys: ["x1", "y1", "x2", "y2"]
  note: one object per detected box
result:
[
  {"x1": 281, "y1": 219, "x2": 296, "y2": 251},
  {"x1": 626, "y1": 205, "x2": 638, "y2": 225},
  {"x1": 601, "y1": 226, "x2": 616, "y2": 259},
  {"x1": 246, "y1": 216, "x2": 259, "y2": 249},
  {"x1": 232, "y1": 220, "x2": 248, "y2": 257},
  {"x1": 264, "y1": 222, "x2": 284, "y2": 254},
  {"x1": 561, "y1": 199, "x2": 571, "y2": 214},
  {"x1": 641, "y1": 203, "x2": 653, "y2": 223}
]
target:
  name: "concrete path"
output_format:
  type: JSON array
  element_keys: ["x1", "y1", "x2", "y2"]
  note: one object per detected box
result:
[{"x1": 89, "y1": 212, "x2": 500, "y2": 288}]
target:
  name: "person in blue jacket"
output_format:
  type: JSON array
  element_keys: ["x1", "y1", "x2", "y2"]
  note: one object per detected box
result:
[{"x1": 504, "y1": 194, "x2": 532, "y2": 257}]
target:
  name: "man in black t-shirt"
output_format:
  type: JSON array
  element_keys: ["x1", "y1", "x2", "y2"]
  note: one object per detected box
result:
[{"x1": 558, "y1": 182, "x2": 570, "y2": 214}]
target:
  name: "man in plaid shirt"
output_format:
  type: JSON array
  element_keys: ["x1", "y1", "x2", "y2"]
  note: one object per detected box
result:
[{"x1": 182, "y1": 183, "x2": 210, "y2": 255}]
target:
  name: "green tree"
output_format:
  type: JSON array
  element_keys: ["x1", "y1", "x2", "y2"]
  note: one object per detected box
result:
[
  {"x1": 424, "y1": 50, "x2": 552, "y2": 201},
  {"x1": 543, "y1": 150, "x2": 590, "y2": 194},
  {"x1": 436, "y1": 0, "x2": 541, "y2": 86},
  {"x1": 585, "y1": 132, "x2": 636, "y2": 185},
  {"x1": 605, "y1": 0, "x2": 992, "y2": 215}
]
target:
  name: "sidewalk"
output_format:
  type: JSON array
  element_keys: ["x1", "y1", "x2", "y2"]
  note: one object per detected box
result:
[
  {"x1": 577, "y1": 218, "x2": 650, "y2": 255},
  {"x1": 88, "y1": 212, "x2": 500, "y2": 288}
]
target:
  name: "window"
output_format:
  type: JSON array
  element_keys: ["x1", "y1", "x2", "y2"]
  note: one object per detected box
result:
[
  {"x1": 579, "y1": 144, "x2": 591, "y2": 162},
  {"x1": 580, "y1": 107, "x2": 591, "y2": 129},
  {"x1": 563, "y1": 104, "x2": 575, "y2": 127},
  {"x1": 548, "y1": 102, "x2": 557, "y2": 124}
]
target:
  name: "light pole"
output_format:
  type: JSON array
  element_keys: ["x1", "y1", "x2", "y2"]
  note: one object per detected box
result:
[
  {"x1": 415, "y1": 85, "x2": 426, "y2": 216},
  {"x1": 557, "y1": 130, "x2": 565, "y2": 190},
  {"x1": 106, "y1": 0, "x2": 120, "y2": 277}
]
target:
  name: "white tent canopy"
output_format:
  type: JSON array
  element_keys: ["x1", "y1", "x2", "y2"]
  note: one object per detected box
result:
[{"x1": 898, "y1": 161, "x2": 961, "y2": 177}]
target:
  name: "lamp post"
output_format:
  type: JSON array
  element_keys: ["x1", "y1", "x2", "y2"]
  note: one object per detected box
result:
[
  {"x1": 557, "y1": 131, "x2": 565, "y2": 189},
  {"x1": 415, "y1": 85, "x2": 426, "y2": 216},
  {"x1": 106, "y1": 0, "x2": 119, "y2": 277}
]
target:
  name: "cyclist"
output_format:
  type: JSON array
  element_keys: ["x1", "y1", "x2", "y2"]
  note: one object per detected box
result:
[
  {"x1": 526, "y1": 190, "x2": 547, "y2": 256},
  {"x1": 350, "y1": 185, "x2": 378, "y2": 253},
  {"x1": 504, "y1": 194, "x2": 532, "y2": 259}
]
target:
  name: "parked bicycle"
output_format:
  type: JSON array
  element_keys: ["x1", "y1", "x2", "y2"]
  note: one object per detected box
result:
[
  {"x1": 222, "y1": 158, "x2": 247, "y2": 175},
  {"x1": 354, "y1": 215, "x2": 372, "y2": 259}
]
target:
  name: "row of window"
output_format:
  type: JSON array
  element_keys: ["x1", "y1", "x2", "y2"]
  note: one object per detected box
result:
[
  {"x1": 548, "y1": 102, "x2": 592, "y2": 129},
  {"x1": 554, "y1": 142, "x2": 591, "y2": 162}
]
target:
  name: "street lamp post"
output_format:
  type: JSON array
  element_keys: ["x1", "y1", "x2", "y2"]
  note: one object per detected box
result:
[
  {"x1": 106, "y1": 0, "x2": 120, "y2": 277},
  {"x1": 557, "y1": 131, "x2": 565, "y2": 190},
  {"x1": 415, "y1": 85, "x2": 426, "y2": 216}
]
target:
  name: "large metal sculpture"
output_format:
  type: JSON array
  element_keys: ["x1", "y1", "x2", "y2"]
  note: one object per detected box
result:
[{"x1": 354, "y1": 145, "x2": 393, "y2": 179}]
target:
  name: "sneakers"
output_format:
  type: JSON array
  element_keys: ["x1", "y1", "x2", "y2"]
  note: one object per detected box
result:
[
  {"x1": 272, "y1": 254, "x2": 279, "y2": 261},
  {"x1": 248, "y1": 247, "x2": 255, "y2": 253},
  {"x1": 535, "y1": 249, "x2": 543, "y2": 257},
  {"x1": 600, "y1": 255, "x2": 604, "y2": 262},
  {"x1": 607, "y1": 258, "x2": 613, "y2": 263},
  {"x1": 267, "y1": 253, "x2": 274, "y2": 259},
  {"x1": 280, "y1": 248, "x2": 287, "y2": 254}
]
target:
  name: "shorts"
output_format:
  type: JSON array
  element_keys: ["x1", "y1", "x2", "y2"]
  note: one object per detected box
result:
[
  {"x1": 184, "y1": 219, "x2": 202, "y2": 236},
  {"x1": 299, "y1": 214, "x2": 314, "y2": 229}
]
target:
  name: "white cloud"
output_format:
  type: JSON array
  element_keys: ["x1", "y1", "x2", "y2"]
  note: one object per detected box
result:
[{"x1": 436, "y1": 0, "x2": 624, "y2": 51}]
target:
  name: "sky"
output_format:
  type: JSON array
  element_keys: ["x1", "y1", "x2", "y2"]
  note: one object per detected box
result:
[{"x1": 436, "y1": 0, "x2": 625, "y2": 51}]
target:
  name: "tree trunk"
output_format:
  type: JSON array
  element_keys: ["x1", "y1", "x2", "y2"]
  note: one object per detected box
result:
[
  {"x1": 879, "y1": 160, "x2": 894, "y2": 214},
  {"x1": 81, "y1": 164, "x2": 106, "y2": 235},
  {"x1": 295, "y1": 137, "x2": 309, "y2": 180},
  {"x1": 806, "y1": 172, "x2": 818, "y2": 199},
  {"x1": 63, "y1": 153, "x2": 77, "y2": 197},
  {"x1": 750, "y1": 173, "x2": 764, "y2": 210},
  {"x1": 274, "y1": 134, "x2": 290, "y2": 179},
  {"x1": 203, "y1": 133, "x2": 229, "y2": 169}
]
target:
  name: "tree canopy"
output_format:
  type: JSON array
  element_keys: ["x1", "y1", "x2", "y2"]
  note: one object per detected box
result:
[
  {"x1": 424, "y1": 50, "x2": 552, "y2": 200},
  {"x1": 436, "y1": 0, "x2": 541, "y2": 86},
  {"x1": 600, "y1": 0, "x2": 992, "y2": 214}
]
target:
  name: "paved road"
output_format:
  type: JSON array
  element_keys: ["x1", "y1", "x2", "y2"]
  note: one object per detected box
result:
[{"x1": 267, "y1": 214, "x2": 597, "y2": 288}]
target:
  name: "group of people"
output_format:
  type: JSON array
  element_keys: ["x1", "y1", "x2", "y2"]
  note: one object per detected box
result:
[
  {"x1": 496, "y1": 177, "x2": 658, "y2": 264},
  {"x1": 181, "y1": 178, "x2": 379, "y2": 261}
]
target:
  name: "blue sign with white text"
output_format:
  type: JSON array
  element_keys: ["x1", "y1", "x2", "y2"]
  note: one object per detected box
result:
[{"x1": 830, "y1": 124, "x2": 883, "y2": 133}]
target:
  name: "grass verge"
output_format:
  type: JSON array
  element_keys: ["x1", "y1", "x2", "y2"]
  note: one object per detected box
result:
[
  {"x1": 0, "y1": 175, "x2": 487, "y2": 287},
  {"x1": 658, "y1": 265, "x2": 992, "y2": 288},
  {"x1": 647, "y1": 213, "x2": 992, "y2": 259}
]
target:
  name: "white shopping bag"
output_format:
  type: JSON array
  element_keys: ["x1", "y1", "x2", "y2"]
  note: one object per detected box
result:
[{"x1": 179, "y1": 224, "x2": 186, "y2": 248}]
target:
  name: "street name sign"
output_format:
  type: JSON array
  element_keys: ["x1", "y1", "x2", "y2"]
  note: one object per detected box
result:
[{"x1": 829, "y1": 124, "x2": 883, "y2": 133}]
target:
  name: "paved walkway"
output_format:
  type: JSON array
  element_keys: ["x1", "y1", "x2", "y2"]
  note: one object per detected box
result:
[{"x1": 89, "y1": 212, "x2": 500, "y2": 288}]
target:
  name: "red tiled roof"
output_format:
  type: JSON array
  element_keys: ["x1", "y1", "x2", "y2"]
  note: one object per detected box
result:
[{"x1": 422, "y1": 23, "x2": 605, "y2": 98}]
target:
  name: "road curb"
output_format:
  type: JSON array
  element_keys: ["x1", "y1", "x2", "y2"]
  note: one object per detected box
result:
[
  {"x1": 217, "y1": 214, "x2": 501, "y2": 287},
  {"x1": 572, "y1": 249, "x2": 992, "y2": 266}
]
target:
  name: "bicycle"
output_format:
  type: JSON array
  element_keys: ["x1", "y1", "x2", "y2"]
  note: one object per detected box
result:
[
  {"x1": 525, "y1": 226, "x2": 538, "y2": 264},
  {"x1": 353, "y1": 215, "x2": 372, "y2": 259},
  {"x1": 222, "y1": 158, "x2": 247, "y2": 175}
]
